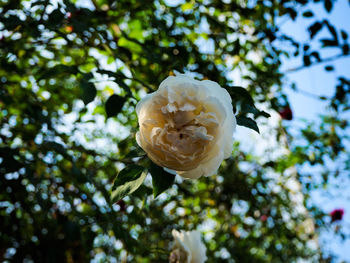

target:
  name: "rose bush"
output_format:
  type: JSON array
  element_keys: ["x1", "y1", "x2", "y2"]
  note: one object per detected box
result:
[
  {"x1": 136, "y1": 73, "x2": 236, "y2": 179},
  {"x1": 169, "y1": 229, "x2": 207, "y2": 263}
]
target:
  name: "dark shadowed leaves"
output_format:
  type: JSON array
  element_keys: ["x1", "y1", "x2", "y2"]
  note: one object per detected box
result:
[
  {"x1": 111, "y1": 165, "x2": 146, "y2": 203},
  {"x1": 236, "y1": 116, "x2": 260, "y2": 133},
  {"x1": 149, "y1": 162, "x2": 176, "y2": 198},
  {"x1": 308, "y1": 21, "x2": 323, "y2": 39},
  {"x1": 324, "y1": 20, "x2": 338, "y2": 42},
  {"x1": 229, "y1": 86, "x2": 254, "y2": 106},
  {"x1": 39, "y1": 65, "x2": 78, "y2": 80},
  {"x1": 80, "y1": 81, "x2": 97, "y2": 105},
  {"x1": 105, "y1": 94, "x2": 126, "y2": 118},
  {"x1": 324, "y1": 0, "x2": 333, "y2": 12},
  {"x1": 310, "y1": 51, "x2": 321, "y2": 62},
  {"x1": 303, "y1": 55, "x2": 311, "y2": 66},
  {"x1": 286, "y1": 7, "x2": 297, "y2": 20},
  {"x1": 325, "y1": 65, "x2": 334, "y2": 71},
  {"x1": 228, "y1": 86, "x2": 270, "y2": 119},
  {"x1": 341, "y1": 30, "x2": 348, "y2": 40},
  {"x1": 321, "y1": 39, "x2": 338, "y2": 47},
  {"x1": 228, "y1": 86, "x2": 269, "y2": 133},
  {"x1": 0, "y1": 147, "x2": 23, "y2": 173},
  {"x1": 302, "y1": 11, "x2": 313, "y2": 17}
]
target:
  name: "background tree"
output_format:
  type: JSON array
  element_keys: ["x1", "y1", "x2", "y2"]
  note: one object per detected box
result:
[{"x1": 0, "y1": 0, "x2": 349, "y2": 262}]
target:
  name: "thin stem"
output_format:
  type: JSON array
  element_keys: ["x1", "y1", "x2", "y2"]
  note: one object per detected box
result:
[
  {"x1": 293, "y1": 87, "x2": 330, "y2": 100},
  {"x1": 284, "y1": 53, "x2": 350, "y2": 73}
]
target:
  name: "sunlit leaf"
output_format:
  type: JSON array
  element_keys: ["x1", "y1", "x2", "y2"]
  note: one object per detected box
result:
[{"x1": 111, "y1": 165, "x2": 146, "y2": 203}]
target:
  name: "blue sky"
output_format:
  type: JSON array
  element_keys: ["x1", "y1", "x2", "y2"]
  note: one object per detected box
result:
[{"x1": 279, "y1": 0, "x2": 350, "y2": 261}]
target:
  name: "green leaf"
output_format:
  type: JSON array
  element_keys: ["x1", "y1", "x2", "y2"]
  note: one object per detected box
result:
[
  {"x1": 303, "y1": 55, "x2": 311, "y2": 66},
  {"x1": 80, "y1": 81, "x2": 97, "y2": 105},
  {"x1": 241, "y1": 104, "x2": 270, "y2": 118},
  {"x1": 48, "y1": 9, "x2": 64, "y2": 24},
  {"x1": 302, "y1": 11, "x2": 313, "y2": 18},
  {"x1": 149, "y1": 162, "x2": 176, "y2": 198},
  {"x1": 39, "y1": 65, "x2": 78, "y2": 80},
  {"x1": 3, "y1": 15, "x2": 22, "y2": 30},
  {"x1": 324, "y1": 20, "x2": 338, "y2": 44},
  {"x1": 341, "y1": 30, "x2": 348, "y2": 40},
  {"x1": 0, "y1": 147, "x2": 23, "y2": 173},
  {"x1": 286, "y1": 7, "x2": 297, "y2": 20},
  {"x1": 324, "y1": 0, "x2": 333, "y2": 12},
  {"x1": 111, "y1": 165, "x2": 146, "y2": 203},
  {"x1": 118, "y1": 46, "x2": 133, "y2": 61},
  {"x1": 229, "y1": 86, "x2": 254, "y2": 105},
  {"x1": 241, "y1": 103, "x2": 259, "y2": 115},
  {"x1": 236, "y1": 116, "x2": 260, "y2": 133},
  {"x1": 310, "y1": 51, "x2": 321, "y2": 62},
  {"x1": 228, "y1": 86, "x2": 269, "y2": 121},
  {"x1": 325, "y1": 65, "x2": 334, "y2": 71},
  {"x1": 321, "y1": 39, "x2": 338, "y2": 47},
  {"x1": 181, "y1": 2, "x2": 194, "y2": 11},
  {"x1": 308, "y1": 21, "x2": 323, "y2": 39},
  {"x1": 105, "y1": 94, "x2": 126, "y2": 118},
  {"x1": 82, "y1": 72, "x2": 94, "y2": 81},
  {"x1": 258, "y1": 111, "x2": 271, "y2": 118}
]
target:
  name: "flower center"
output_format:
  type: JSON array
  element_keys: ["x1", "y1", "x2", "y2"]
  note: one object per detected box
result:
[
  {"x1": 138, "y1": 85, "x2": 225, "y2": 172},
  {"x1": 140, "y1": 96, "x2": 219, "y2": 171},
  {"x1": 169, "y1": 248, "x2": 188, "y2": 263}
]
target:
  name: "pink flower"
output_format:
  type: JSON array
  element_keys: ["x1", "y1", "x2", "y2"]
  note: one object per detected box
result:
[
  {"x1": 260, "y1": 215, "x2": 268, "y2": 222},
  {"x1": 279, "y1": 106, "x2": 293, "y2": 120},
  {"x1": 330, "y1": 208, "x2": 344, "y2": 222}
]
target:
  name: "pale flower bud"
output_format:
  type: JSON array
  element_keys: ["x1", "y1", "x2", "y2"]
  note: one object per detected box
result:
[
  {"x1": 136, "y1": 73, "x2": 236, "y2": 179},
  {"x1": 169, "y1": 229, "x2": 207, "y2": 263}
]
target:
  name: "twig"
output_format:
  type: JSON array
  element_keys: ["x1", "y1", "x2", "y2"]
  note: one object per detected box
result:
[
  {"x1": 284, "y1": 53, "x2": 350, "y2": 73},
  {"x1": 291, "y1": 87, "x2": 330, "y2": 100}
]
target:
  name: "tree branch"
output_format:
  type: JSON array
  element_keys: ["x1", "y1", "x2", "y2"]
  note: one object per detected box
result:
[{"x1": 284, "y1": 53, "x2": 350, "y2": 73}]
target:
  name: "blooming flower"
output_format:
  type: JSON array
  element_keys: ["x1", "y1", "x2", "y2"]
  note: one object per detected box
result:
[
  {"x1": 136, "y1": 73, "x2": 236, "y2": 179},
  {"x1": 330, "y1": 208, "x2": 344, "y2": 222},
  {"x1": 169, "y1": 230, "x2": 207, "y2": 263}
]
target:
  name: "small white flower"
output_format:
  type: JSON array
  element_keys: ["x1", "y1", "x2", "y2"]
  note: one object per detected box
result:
[
  {"x1": 169, "y1": 230, "x2": 207, "y2": 263},
  {"x1": 136, "y1": 73, "x2": 236, "y2": 179}
]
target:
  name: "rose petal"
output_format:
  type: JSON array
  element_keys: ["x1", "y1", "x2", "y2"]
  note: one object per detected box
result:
[{"x1": 136, "y1": 73, "x2": 236, "y2": 179}]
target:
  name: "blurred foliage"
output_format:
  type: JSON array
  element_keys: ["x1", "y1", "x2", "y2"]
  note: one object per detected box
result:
[{"x1": 0, "y1": 0, "x2": 349, "y2": 262}]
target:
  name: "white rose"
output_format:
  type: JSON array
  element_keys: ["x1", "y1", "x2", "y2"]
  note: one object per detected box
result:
[
  {"x1": 136, "y1": 73, "x2": 236, "y2": 179},
  {"x1": 169, "y1": 229, "x2": 207, "y2": 263}
]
